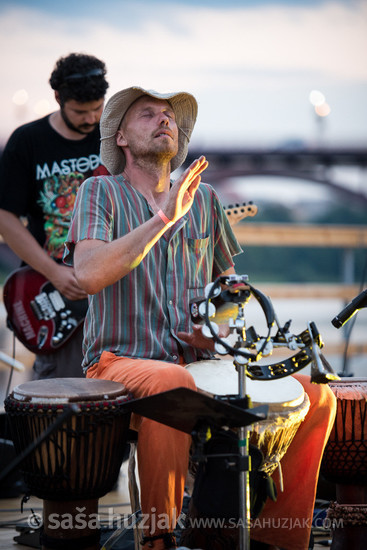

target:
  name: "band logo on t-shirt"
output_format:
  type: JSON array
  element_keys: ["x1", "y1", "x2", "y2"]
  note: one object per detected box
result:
[{"x1": 36, "y1": 154, "x2": 106, "y2": 259}]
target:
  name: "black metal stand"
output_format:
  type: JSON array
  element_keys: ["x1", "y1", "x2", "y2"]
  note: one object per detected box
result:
[
  {"x1": 236, "y1": 359, "x2": 251, "y2": 550},
  {"x1": 124, "y1": 386, "x2": 267, "y2": 435},
  {"x1": 125, "y1": 385, "x2": 267, "y2": 550}
]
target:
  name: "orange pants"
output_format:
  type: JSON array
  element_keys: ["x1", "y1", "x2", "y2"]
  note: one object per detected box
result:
[
  {"x1": 88, "y1": 355, "x2": 336, "y2": 550},
  {"x1": 86, "y1": 352, "x2": 195, "y2": 539}
]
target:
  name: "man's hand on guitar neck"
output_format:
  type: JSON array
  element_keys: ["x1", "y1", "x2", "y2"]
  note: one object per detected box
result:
[{"x1": 48, "y1": 264, "x2": 88, "y2": 301}]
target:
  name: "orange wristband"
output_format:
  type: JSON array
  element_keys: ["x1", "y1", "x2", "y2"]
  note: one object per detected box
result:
[{"x1": 157, "y1": 209, "x2": 174, "y2": 227}]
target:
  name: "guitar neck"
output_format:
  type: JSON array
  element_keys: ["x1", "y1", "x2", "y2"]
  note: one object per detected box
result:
[{"x1": 224, "y1": 202, "x2": 258, "y2": 226}]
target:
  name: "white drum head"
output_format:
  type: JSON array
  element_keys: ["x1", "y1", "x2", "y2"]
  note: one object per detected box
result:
[{"x1": 186, "y1": 360, "x2": 304, "y2": 409}]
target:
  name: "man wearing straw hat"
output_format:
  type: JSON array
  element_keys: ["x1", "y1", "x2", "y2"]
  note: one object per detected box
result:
[
  {"x1": 64, "y1": 86, "x2": 242, "y2": 549},
  {"x1": 64, "y1": 87, "x2": 336, "y2": 550}
]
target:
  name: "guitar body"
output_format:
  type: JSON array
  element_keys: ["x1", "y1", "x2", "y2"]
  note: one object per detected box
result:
[{"x1": 3, "y1": 266, "x2": 87, "y2": 354}]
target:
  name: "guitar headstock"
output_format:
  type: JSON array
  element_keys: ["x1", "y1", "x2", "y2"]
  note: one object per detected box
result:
[{"x1": 224, "y1": 202, "x2": 258, "y2": 226}]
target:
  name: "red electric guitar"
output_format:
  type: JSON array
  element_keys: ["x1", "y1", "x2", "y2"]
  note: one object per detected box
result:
[
  {"x1": 3, "y1": 266, "x2": 88, "y2": 354},
  {"x1": 3, "y1": 201, "x2": 257, "y2": 354}
]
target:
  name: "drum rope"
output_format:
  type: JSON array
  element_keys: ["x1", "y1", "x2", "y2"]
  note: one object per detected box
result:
[
  {"x1": 322, "y1": 394, "x2": 367, "y2": 482},
  {"x1": 274, "y1": 460, "x2": 284, "y2": 492},
  {"x1": 249, "y1": 393, "x2": 310, "y2": 478},
  {"x1": 336, "y1": 399, "x2": 366, "y2": 443},
  {"x1": 326, "y1": 501, "x2": 367, "y2": 526},
  {"x1": 4, "y1": 395, "x2": 131, "y2": 499}
]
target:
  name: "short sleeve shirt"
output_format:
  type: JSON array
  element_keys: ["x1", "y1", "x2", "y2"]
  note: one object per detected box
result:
[{"x1": 64, "y1": 174, "x2": 243, "y2": 371}]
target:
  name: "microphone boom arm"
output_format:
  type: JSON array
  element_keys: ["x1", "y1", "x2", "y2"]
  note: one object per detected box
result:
[{"x1": 331, "y1": 289, "x2": 367, "y2": 329}]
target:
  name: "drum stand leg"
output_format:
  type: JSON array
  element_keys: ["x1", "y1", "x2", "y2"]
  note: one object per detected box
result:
[
  {"x1": 101, "y1": 441, "x2": 142, "y2": 550},
  {"x1": 128, "y1": 440, "x2": 143, "y2": 550},
  {"x1": 238, "y1": 424, "x2": 251, "y2": 550}
]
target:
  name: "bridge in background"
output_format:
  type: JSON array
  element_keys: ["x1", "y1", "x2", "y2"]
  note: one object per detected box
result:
[{"x1": 185, "y1": 146, "x2": 367, "y2": 204}]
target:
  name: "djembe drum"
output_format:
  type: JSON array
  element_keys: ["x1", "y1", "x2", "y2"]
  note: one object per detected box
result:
[
  {"x1": 186, "y1": 360, "x2": 310, "y2": 476},
  {"x1": 180, "y1": 360, "x2": 310, "y2": 550},
  {"x1": 4, "y1": 378, "x2": 131, "y2": 550},
  {"x1": 320, "y1": 378, "x2": 367, "y2": 550}
]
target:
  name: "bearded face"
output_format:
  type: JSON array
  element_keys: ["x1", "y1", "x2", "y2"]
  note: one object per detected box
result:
[
  {"x1": 116, "y1": 96, "x2": 179, "y2": 167},
  {"x1": 60, "y1": 98, "x2": 104, "y2": 135}
]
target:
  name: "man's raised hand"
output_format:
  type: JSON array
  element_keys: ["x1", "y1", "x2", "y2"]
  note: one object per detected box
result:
[{"x1": 163, "y1": 156, "x2": 208, "y2": 222}]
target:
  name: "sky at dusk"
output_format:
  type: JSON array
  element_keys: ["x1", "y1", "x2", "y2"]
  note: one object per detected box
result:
[{"x1": 0, "y1": 0, "x2": 366, "y2": 150}]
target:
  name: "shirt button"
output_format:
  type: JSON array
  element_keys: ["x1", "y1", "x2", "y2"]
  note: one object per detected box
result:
[
  {"x1": 168, "y1": 300, "x2": 173, "y2": 305},
  {"x1": 172, "y1": 355, "x2": 178, "y2": 360}
]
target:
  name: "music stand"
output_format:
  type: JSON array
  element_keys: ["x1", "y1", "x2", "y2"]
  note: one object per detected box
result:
[
  {"x1": 124, "y1": 387, "x2": 268, "y2": 550},
  {"x1": 124, "y1": 387, "x2": 268, "y2": 434}
]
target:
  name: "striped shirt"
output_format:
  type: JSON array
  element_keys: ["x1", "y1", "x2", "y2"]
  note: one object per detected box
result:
[{"x1": 64, "y1": 174, "x2": 242, "y2": 372}]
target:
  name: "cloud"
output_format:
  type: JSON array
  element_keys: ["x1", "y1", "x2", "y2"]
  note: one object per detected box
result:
[{"x1": 0, "y1": 1, "x2": 366, "y2": 146}]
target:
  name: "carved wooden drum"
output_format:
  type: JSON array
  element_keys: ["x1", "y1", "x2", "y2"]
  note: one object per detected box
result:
[
  {"x1": 320, "y1": 378, "x2": 367, "y2": 550},
  {"x1": 5, "y1": 378, "x2": 131, "y2": 550}
]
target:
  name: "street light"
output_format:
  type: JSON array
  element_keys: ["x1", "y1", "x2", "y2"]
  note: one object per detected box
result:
[{"x1": 309, "y1": 89, "x2": 331, "y2": 145}]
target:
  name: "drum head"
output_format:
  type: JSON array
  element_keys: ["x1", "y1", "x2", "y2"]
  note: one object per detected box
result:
[
  {"x1": 11, "y1": 378, "x2": 128, "y2": 403},
  {"x1": 186, "y1": 360, "x2": 304, "y2": 409}
]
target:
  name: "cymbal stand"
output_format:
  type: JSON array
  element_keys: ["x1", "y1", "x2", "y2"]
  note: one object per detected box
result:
[
  {"x1": 231, "y1": 301, "x2": 253, "y2": 550},
  {"x1": 201, "y1": 273, "x2": 340, "y2": 549},
  {"x1": 208, "y1": 281, "x2": 255, "y2": 550},
  {"x1": 235, "y1": 352, "x2": 251, "y2": 550}
]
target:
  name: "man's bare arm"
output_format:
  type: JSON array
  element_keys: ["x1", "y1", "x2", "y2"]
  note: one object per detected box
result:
[{"x1": 74, "y1": 156, "x2": 208, "y2": 294}]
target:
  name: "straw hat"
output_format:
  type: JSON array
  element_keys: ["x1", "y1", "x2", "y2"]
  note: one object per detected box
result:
[{"x1": 100, "y1": 86, "x2": 198, "y2": 174}]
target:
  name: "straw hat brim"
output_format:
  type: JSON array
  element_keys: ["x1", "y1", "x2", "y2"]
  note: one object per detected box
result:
[{"x1": 100, "y1": 86, "x2": 198, "y2": 175}]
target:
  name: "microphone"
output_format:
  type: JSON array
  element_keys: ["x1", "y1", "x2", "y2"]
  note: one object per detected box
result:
[{"x1": 331, "y1": 289, "x2": 367, "y2": 328}]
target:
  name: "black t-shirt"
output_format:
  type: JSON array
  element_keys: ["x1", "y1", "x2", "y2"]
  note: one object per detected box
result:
[{"x1": 0, "y1": 115, "x2": 108, "y2": 259}]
